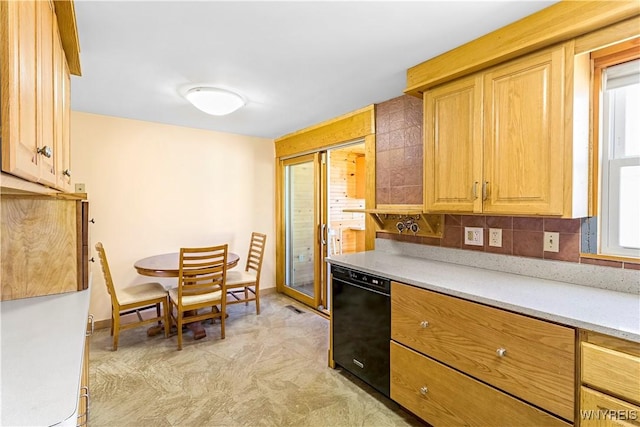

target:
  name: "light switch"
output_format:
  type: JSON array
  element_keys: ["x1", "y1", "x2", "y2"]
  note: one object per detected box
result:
[{"x1": 544, "y1": 232, "x2": 560, "y2": 252}]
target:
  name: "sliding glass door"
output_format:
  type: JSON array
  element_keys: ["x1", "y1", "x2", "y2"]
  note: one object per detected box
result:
[{"x1": 282, "y1": 153, "x2": 327, "y2": 310}]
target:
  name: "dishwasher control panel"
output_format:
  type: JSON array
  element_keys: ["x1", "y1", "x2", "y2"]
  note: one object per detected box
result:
[{"x1": 332, "y1": 265, "x2": 390, "y2": 294}]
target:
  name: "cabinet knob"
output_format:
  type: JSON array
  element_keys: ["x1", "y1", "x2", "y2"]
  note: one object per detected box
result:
[
  {"x1": 496, "y1": 348, "x2": 507, "y2": 357},
  {"x1": 89, "y1": 257, "x2": 95, "y2": 263},
  {"x1": 63, "y1": 169, "x2": 72, "y2": 177},
  {"x1": 420, "y1": 320, "x2": 429, "y2": 328},
  {"x1": 37, "y1": 145, "x2": 53, "y2": 158},
  {"x1": 89, "y1": 218, "x2": 95, "y2": 224},
  {"x1": 420, "y1": 386, "x2": 428, "y2": 395}
]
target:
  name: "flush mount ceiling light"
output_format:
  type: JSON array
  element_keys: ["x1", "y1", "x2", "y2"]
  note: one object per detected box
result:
[{"x1": 184, "y1": 87, "x2": 245, "y2": 116}]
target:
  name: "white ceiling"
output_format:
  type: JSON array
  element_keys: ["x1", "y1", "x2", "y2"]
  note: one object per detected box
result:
[{"x1": 71, "y1": 0, "x2": 558, "y2": 139}]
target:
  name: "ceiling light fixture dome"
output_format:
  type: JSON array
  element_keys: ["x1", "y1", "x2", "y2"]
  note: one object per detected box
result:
[{"x1": 184, "y1": 87, "x2": 245, "y2": 116}]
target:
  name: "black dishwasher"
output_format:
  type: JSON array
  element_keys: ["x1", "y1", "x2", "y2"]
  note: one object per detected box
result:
[{"x1": 332, "y1": 265, "x2": 391, "y2": 397}]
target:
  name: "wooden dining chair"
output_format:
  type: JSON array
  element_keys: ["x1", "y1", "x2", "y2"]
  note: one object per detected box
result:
[
  {"x1": 95, "y1": 242, "x2": 170, "y2": 350},
  {"x1": 226, "y1": 232, "x2": 267, "y2": 314},
  {"x1": 168, "y1": 244, "x2": 228, "y2": 350}
]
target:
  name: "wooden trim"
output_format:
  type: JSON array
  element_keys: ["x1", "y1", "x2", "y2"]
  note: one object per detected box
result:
[
  {"x1": 405, "y1": 1, "x2": 640, "y2": 96},
  {"x1": 580, "y1": 253, "x2": 640, "y2": 265},
  {"x1": 590, "y1": 65, "x2": 602, "y2": 218},
  {"x1": 275, "y1": 159, "x2": 284, "y2": 293},
  {"x1": 589, "y1": 41, "x2": 640, "y2": 217},
  {"x1": 575, "y1": 17, "x2": 640, "y2": 55},
  {"x1": 591, "y1": 38, "x2": 640, "y2": 62},
  {"x1": 274, "y1": 105, "x2": 375, "y2": 158},
  {"x1": 581, "y1": 330, "x2": 640, "y2": 357},
  {"x1": 374, "y1": 204, "x2": 423, "y2": 212},
  {"x1": 364, "y1": 134, "x2": 376, "y2": 250},
  {"x1": 52, "y1": 0, "x2": 81, "y2": 76}
]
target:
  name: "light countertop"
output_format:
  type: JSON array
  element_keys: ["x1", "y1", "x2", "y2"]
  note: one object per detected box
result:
[
  {"x1": 1, "y1": 288, "x2": 91, "y2": 426},
  {"x1": 328, "y1": 250, "x2": 640, "y2": 343}
]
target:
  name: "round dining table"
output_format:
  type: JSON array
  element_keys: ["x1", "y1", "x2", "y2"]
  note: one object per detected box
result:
[
  {"x1": 134, "y1": 252, "x2": 240, "y2": 277},
  {"x1": 133, "y1": 251, "x2": 240, "y2": 341}
]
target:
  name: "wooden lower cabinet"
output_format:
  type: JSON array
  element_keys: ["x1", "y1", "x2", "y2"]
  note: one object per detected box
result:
[
  {"x1": 580, "y1": 387, "x2": 640, "y2": 427},
  {"x1": 582, "y1": 342, "x2": 640, "y2": 406},
  {"x1": 0, "y1": 197, "x2": 88, "y2": 301},
  {"x1": 579, "y1": 331, "x2": 640, "y2": 427},
  {"x1": 391, "y1": 281, "x2": 575, "y2": 420},
  {"x1": 390, "y1": 342, "x2": 570, "y2": 427}
]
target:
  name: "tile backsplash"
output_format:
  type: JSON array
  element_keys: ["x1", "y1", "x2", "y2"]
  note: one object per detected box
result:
[
  {"x1": 375, "y1": 96, "x2": 423, "y2": 205},
  {"x1": 377, "y1": 214, "x2": 639, "y2": 270}
]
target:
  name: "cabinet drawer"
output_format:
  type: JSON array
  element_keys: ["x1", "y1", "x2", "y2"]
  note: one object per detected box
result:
[
  {"x1": 391, "y1": 282, "x2": 575, "y2": 420},
  {"x1": 582, "y1": 342, "x2": 640, "y2": 405},
  {"x1": 581, "y1": 386, "x2": 640, "y2": 427},
  {"x1": 390, "y1": 341, "x2": 570, "y2": 427}
]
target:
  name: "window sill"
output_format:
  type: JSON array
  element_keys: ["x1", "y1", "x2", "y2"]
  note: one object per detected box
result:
[{"x1": 580, "y1": 253, "x2": 640, "y2": 265}]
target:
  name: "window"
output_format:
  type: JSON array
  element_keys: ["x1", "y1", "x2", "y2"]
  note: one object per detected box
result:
[{"x1": 594, "y1": 45, "x2": 640, "y2": 259}]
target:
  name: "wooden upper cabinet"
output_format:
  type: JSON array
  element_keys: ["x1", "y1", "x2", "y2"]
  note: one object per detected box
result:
[
  {"x1": 53, "y1": 16, "x2": 72, "y2": 191},
  {"x1": 1, "y1": 0, "x2": 75, "y2": 192},
  {"x1": 424, "y1": 74, "x2": 483, "y2": 212},
  {"x1": 1, "y1": 1, "x2": 40, "y2": 183},
  {"x1": 37, "y1": 0, "x2": 58, "y2": 188},
  {"x1": 483, "y1": 45, "x2": 565, "y2": 215},
  {"x1": 424, "y1": 44, "x2": 574, "y2": 216}
]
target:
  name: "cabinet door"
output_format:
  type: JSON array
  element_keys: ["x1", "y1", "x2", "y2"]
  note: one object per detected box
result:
[
  {"x1": 483, "y1": 45, "x2": 565, "y2": 215},
  {"x1": 1, "y1": 198, "x2": 80, "y2": 301},
  {"x1": 36, "y1": 0, "x2": 57, "y2": 187},
  {"x1": 1, "y1": 0, "x2": 40, "y2": 182},
  {"x1": 424, "y1": 74, "x2": 483, "y2": 213},
  {"x1": 53, "y1": 17, "x2": 72, "y2": 191}
]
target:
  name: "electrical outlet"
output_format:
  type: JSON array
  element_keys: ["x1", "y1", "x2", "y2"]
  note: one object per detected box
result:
[
  {"x1": 544, "y1": 232, "x2": 560, "y2": 252},
  {"x1": 464, "y1": 227, "x2": 484, "y2": 246},
  {"x1": 489, "y1": 228, "x2": 502, "y2": 247}
]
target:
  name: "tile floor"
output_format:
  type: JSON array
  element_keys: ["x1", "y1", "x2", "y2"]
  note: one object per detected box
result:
[{"x1": 88, "y1": 293, "x2": 425, "y2": 426}]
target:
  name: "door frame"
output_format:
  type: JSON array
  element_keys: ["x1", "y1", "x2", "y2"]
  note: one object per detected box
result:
[
  {"x1": 279, "y1": 153, "x2": 325, "y2": 309},
  {"x1": 274, "y1": 105, "x2": 377, "y2": 313}
]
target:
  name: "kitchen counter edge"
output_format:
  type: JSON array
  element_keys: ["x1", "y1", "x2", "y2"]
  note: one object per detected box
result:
[{"x1": 327, "y1": 252, "x2": 640, "y2": 343}]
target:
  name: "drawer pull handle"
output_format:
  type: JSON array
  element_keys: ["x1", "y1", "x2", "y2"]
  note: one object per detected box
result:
[
  {"x1": 353, "y1": 359, "x2": 364, "y2": 369},
  {"x1": 420, "y1": 321, "x2": 429, "y2": 328},
  {"x1": 420, "y1": 386, "x2": 428, "y2": 395},
  {"x1": 496, "y1": 348, "x2": 507, "y2": 357}
]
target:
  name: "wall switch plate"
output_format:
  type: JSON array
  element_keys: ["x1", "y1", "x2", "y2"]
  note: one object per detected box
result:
[
  {"x1": 489, "y1": 228, "x2": 502, "y2": 247},
  {"x1": 75, "y1": 183, "x2": 86, "y2": 193},
  {"x1": 464, "y1": 227, "x2": 484, "y2": 246},
  {"x1": 544, "y1": 231, "x2": 560, "y2": 252}
]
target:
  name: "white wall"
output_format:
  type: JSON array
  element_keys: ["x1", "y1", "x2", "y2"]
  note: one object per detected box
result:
[{"x1": 71, "y1": 112, "x2": 275, "y2": 322}]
